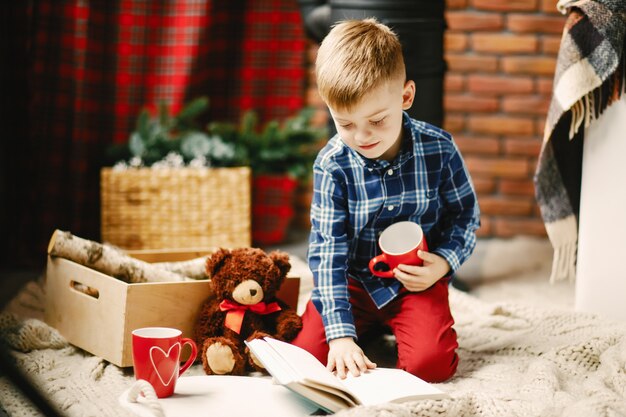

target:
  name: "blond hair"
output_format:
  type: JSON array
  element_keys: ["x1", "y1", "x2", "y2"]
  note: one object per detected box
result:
[{"x1": 315, "y1": 18, "x2": 405, "y2": 110}]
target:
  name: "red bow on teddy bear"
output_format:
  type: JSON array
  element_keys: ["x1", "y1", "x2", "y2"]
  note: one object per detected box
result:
[{"x1": 219, "y1": 299, "x2": 282, "y2": 334}]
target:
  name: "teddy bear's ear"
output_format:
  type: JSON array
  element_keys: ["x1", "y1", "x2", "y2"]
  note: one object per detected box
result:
[
  {"x1": 205, "y1": 248, "x2": 231, "y2": 278},
  {"x1": 269, "y1": 250, "x2": 291, "y2": 277}
]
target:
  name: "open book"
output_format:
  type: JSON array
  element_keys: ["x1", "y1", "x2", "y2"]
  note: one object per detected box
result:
[{"x1": 245, "y1": 337, "x2": 449, "y2": 413}]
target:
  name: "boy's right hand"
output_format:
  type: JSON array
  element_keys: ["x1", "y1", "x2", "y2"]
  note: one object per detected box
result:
[{"x1": 327, "y1": 337, "x2": 376, "y2": 379}]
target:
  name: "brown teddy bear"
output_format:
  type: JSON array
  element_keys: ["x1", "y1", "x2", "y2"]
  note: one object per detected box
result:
[{"x1": 193, "y1": 247, "x2": 303, "y2": 375}]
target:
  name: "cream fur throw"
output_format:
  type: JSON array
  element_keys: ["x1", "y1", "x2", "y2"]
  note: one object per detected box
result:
[{"x1": 2, "y1": 281, "x2": 626, "y2": 417}]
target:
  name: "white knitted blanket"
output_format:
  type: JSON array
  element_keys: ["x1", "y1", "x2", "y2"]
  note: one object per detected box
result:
[{"x1": 2, "y1": 280, "x2": 626, "y2": 417}]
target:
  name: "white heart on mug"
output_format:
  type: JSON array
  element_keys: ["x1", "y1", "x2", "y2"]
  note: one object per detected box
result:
[{"x1": 149, "y1": 343, "x2": 180, "y2": 387}]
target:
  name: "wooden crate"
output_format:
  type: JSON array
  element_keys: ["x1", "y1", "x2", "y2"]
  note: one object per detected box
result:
[
  {"x1": 44, "y1": 250, "x2": 300, "y2": 367},
  {"x1": 100, "y1": 167, "x2": 252, "y2": 250}
]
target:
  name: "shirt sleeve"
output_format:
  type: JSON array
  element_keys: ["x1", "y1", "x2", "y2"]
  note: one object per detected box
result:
[
  {"x1": 433, "y1": 139, "x2": 481, "y2": 273},
  {"x1": 308, "y1": 163, "x2": 357, "y2": 342}
]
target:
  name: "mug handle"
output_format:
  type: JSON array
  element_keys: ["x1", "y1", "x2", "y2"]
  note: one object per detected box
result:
[
  {"x1": 178, "y1": 338, "x2": 198, "y2": 376},
  {"x1": 369, "y1": 254, "x2": 394, "y2": 278}
]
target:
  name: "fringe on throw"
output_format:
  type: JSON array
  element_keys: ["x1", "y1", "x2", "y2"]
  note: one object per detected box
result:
[
  {"x1": 545, "y1": 215, "x2": 579, "y2": 283},
  {"x1": 567, "y1": 55, "x2": 626, "y2": 140}
]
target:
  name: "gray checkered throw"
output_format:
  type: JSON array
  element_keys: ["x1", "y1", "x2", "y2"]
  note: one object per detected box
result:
[{"x1": 534, "y1": 0, "x2": 625, "y2": 282}]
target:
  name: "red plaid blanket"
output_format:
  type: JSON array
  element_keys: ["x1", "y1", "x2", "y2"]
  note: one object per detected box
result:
[{"x1": 9, "y1": 1, "x2": 306, "y2": 265}]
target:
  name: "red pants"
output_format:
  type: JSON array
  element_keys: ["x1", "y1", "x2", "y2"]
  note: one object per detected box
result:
[{"x1": 291, "y1": 277, "x2": 459, "y2": 383}]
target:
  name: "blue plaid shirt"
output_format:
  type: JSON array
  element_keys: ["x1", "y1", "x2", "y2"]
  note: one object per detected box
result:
[{"x1": 308, "y1": 113, "x2": 480, "y2": 341}]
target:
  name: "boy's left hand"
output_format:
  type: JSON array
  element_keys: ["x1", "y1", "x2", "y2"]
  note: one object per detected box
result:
[{"x1": 393, "y1": 250, "x2": 450, "y2": 292}]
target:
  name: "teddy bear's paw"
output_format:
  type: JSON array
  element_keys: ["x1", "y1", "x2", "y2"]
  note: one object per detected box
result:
[
  {"x1": 276, "y1": 315, "x2": 304, "y2": 341},
  {"x1": 248, "y1": 349, "x2": 265, "y2": 370},
  {"x1": 205, "y1": 341, "x2": 237, "y2": 375},
  {"x1": 245, "y1": 332, "x2": 271, "y2": 371}
]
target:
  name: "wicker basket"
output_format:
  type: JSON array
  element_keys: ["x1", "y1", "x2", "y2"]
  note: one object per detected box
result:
[{"x1": 100, "y1": 167, "x2": 251, "y2": 250}]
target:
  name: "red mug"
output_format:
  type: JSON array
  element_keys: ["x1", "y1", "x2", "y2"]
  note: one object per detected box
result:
[
  {"x1": 131, "y1": 327, "x2": 198, "y2": 398},
  {"x1": 368, "y1": 221, "x2": 428, "y2": 278}
]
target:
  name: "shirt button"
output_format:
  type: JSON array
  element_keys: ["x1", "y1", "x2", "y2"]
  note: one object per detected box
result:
[
  {"x1": 387, "y1": 169, "x2": 394, "y2": 175},
  {"x1": 388, "y1": 205, "x2": 394, "y2": 211}
]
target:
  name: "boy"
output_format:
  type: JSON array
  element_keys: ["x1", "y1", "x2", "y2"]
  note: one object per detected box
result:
[{"x1": 291, "y1": 18, "x2": 480, "y2": 383}]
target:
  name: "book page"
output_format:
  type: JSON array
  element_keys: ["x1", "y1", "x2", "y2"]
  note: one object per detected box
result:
[
  {"x1": 246, "y1": 337, "x2": 301, "y2": 384},
  {"x1": 247, "y1": 338, "x2": 358, "y2": 412},
  {"x1": 281, "y1": 379, "x2": 354, "y2": 413},
  {"x1": 263, "y1": 337, "x2": 348, "y2": 394},
  {"x1": 247, "y1": 338, "x2": 447, "y2": 411},
  {"x1": 341, "y1": 368, "x2": 448, "y2": 406}
]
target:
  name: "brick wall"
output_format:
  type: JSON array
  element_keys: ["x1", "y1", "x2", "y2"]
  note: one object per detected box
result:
[
  {"x1": 302, "y1": 0, "x2": 565, "y2": 238},
  {"x1": 444, "y1": 0, "x2": 564, "y2": 237}
]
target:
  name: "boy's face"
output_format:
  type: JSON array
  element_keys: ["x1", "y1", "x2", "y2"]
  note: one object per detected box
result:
[{"x1": 328, "y1": 79, "x2": 415, "y2": 162}]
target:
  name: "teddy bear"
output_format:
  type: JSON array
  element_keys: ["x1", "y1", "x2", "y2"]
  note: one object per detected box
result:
[{"x1": 193, "y1": 247, "x2": 303, "y2": 375}]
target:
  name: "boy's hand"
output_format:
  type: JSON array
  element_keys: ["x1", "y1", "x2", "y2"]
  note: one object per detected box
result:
[
  {"x1": 393, "y1": 250, "x2": 450, "y2": 292},
  {"x1": 327, "y1": 337, "x2": 376, "y2": 379}
]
